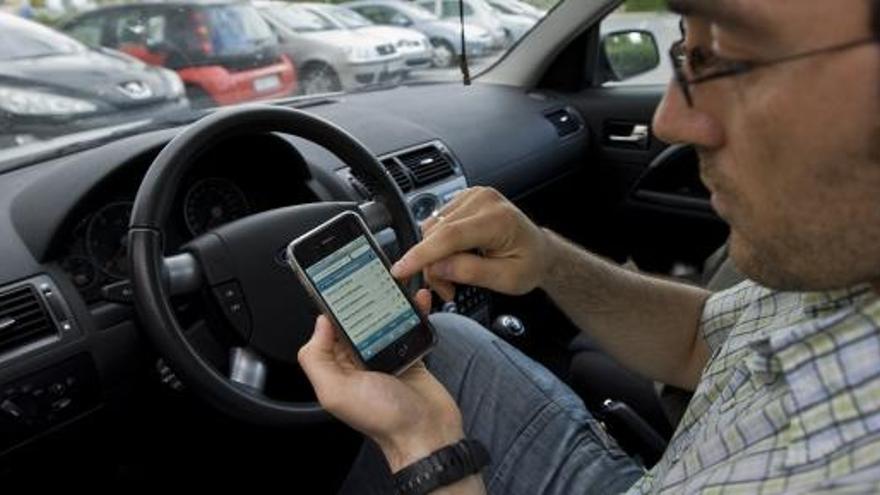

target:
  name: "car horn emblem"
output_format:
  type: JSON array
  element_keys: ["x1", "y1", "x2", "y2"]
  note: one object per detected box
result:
[{"x1": 118, "y1": 81, "x2": 153, "y2": 100}]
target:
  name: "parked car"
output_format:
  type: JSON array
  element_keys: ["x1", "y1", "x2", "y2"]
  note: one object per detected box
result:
[
  {"x1": 305, "y1": 3, "x2": 434, "y2": 72},
  {"x1": 60, "y1": 0, "x2": 297, "y2": 107},
  {"x1": 487, "y1": 0, "x2": 546, "y2": 20},
  {"x1": 257, "y1": 2, "x2": 403, "y2": 94},
  {"x1": 485, "y1": 2, "x2": 536, "y2": 41},
  {"x1": 0, "y1": 12, "x2": 187, "y2": 146},
  {"x1": 413, "y1": 0, "x2": 509, "y2": 48},
  {"x1": 344, "y1": 0, "x2": 494, "y2": 68}
]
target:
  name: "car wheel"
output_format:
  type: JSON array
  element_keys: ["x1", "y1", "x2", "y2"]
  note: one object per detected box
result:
[
  {"x1": 300, "y1": 64, "x2": 342, "y2": 95},
  {"x1": 430, "y1": 39, "x2": 457, "y2": 68}
]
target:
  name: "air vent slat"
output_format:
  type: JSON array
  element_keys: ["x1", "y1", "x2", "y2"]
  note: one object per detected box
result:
[
  {"x1": 0, "y1": 300, "x2": 41, "y2": 317},
  {"x1": 0, "y1": 292, "x2": 37, "y2": 309},
  {"x1": 397, "y1": 146, "x2": 455, "y2": 186},
  {"x1": 0, "y1": 285, "x2": 57, "y2": 354}
]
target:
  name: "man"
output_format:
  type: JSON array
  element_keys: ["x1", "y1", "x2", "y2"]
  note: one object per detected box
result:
[{"x1": 298, "y1": 0, "x2": 880, "y2": 492}]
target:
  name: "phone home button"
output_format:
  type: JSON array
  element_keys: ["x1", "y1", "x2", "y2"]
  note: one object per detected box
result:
[{"x1": 397, "y1": 344, "x2": 408, "y2": 357}]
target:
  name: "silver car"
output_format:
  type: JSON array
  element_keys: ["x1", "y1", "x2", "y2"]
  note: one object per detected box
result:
[
  {"x1": 257, "y1": 1, "x2": 405, "y2": 94},
  {"x1": 344, "y1": 0, "x2": 494, "y2": 68},
  {"x1": 414, "y1": 0, "x2": 509, "y2": 48},
  {"x1": 303, "y1": 3, "x2": 434, "y2": 72}
]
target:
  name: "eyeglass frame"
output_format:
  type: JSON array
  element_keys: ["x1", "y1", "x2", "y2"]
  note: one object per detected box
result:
[{"x1": 669, "y1": 36, "x2": 879, "y2": 107}]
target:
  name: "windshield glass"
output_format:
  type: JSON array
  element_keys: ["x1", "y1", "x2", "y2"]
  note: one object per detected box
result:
[
  {"x1": 205, "y1": 4, "x2": 275, "y2": 54},
  {"x1": 0, "y1": 0, "x2": 562, "y2": 155}
]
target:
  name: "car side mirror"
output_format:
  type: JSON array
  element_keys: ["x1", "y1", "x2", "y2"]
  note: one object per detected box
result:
[{"x1": 600, "y1": 30, "x2": 660, "y2": 82}]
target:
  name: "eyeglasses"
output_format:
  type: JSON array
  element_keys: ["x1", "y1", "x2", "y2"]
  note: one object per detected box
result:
[{"x1": 670, "y1": 36, "x2": 879, "y2": 107}]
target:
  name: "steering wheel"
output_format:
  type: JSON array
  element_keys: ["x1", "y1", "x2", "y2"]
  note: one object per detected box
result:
[{"x1": 128, "y1": 105, "x2": 421, "y2": 427}]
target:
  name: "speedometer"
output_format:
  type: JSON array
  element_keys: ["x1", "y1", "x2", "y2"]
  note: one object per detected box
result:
[
  {"x1": 184, "y1": 178, "x2": 250, "y2": 236},
  {"x1": 86, "y1": 201, "x2": 133, "y2": 279}
]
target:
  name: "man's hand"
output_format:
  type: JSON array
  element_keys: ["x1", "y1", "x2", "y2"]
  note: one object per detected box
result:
[
  {"x1": 297, "y1": 289, "x2": 464, "y2": 473},
  {"x1": 391, "y1": 187, "x2": 553, "y2": 301}
]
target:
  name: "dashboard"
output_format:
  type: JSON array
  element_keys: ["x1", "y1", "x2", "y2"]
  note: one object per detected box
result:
[
  {"x1": 54, "y1": 134, "x2": 319, "y2": 304},
  {"x1": 0, "y1": 82, "x2": 588, "y2": 456}
]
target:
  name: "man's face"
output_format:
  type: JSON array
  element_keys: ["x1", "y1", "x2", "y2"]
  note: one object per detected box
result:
[{"x1": 653, "y1": 0, "x2": 880, "y2": 291}]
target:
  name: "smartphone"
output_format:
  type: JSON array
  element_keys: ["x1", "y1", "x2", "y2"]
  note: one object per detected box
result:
[{"x1": 286, "y1": 211, "x2": 437, "y2": 374}]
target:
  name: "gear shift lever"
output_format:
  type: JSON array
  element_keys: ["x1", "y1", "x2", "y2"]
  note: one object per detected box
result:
[{"x1": 492, "y1": 314, "x2": 526, "y2": 339}]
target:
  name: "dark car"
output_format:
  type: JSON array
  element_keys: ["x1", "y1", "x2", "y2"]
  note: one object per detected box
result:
[
  {"x1": 0, "y1": 13, "x2": 187, "y2": 146},
  {"x1": 60, "y1": 0, "x2": 298, "y2": 107}
]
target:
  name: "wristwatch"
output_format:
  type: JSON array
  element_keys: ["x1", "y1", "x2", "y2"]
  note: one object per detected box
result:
[{"x1": 392, "y1": 438, "x2": 490, "y2": 495}]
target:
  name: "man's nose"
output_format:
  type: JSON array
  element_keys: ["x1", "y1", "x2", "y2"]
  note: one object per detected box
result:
[{"x1": 653, "y1": 79, "x2": 725, "y2": 149}]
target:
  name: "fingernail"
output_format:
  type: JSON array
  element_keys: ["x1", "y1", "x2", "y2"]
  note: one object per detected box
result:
[{"x1": 391, "y1": 258, "x2": 407, "y2": 277}]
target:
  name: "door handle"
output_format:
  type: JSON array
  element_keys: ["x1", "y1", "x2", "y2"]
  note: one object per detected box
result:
[{"x1": 608, "y1": 124, "x2": 650, "y2": 148}]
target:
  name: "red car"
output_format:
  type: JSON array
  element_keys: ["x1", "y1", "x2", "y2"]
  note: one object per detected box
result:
[{"x1": 61, "y1": 0, "x2": 297, "y2": 107}]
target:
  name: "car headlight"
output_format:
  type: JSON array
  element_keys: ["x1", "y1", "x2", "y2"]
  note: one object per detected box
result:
[
  {"x1": 0, "y1": 86, "x2": 97, "y2": 116},
  {"x1": 161, "y1": 69, "x2": 185, "y2": 98},
  {"x1": 344, "y1": 45, "x2": 382, "y2": 63}
]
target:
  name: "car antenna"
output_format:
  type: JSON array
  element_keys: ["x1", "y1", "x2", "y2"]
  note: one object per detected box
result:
[{"x1": 458, "y1": 0, "x2": 472, "y2": 85}]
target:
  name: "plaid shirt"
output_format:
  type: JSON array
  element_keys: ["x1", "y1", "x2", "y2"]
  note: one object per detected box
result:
[{"x1": 627, "y1": 281, "x2": 880, "y2": 494}]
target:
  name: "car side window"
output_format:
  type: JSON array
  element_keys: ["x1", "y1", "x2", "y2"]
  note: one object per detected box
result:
[
  {"x1": 600, "y1": 0, "x2": 677, "y2": 86},
  {"x1": 65, "y1": 15, "x2": 104, "y2": 46}
]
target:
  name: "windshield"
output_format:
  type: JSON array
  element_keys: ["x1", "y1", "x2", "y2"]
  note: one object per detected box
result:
[
  {"x1": 0, "y1": 0, "x2": 561, "y2": 156},
  {"x1": 205, "y1": 4, "x2": 275, "y2": 55}
]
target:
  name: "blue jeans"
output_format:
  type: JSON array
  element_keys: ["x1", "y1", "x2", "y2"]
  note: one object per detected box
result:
[{"x1": 339, "y1": 313, "x2": 644, "y2": 494}]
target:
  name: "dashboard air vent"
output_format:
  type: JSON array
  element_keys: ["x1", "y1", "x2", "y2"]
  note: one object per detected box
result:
[
  {"x1": 397, "y1": 146, "x2": 455, "y2": 186},
  {"x1": 382, "y1": 158, "x2": 415, "y2": 193},
  {"x1": 0, "y1": 285, "x2": 56, "y2": 354},
  {"x1": 546, "y1": 108, "x2": 582, "y2": 137},
  {"x1": 351, "y1": 159, "x2": 414, "y2": 197}
]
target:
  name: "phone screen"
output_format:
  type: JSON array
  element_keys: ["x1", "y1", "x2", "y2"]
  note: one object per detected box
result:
[{"x1": 304, "y1": 235, "x2": 421, "y2": 360}]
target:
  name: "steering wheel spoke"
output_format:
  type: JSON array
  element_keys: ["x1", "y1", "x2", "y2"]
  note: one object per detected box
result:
[
  {"x1": 163, "y1": 252, "x2": 203, "y2": 296},
  {"x1": 229, "y1": 347, "x2": 268, "y2": 394}
]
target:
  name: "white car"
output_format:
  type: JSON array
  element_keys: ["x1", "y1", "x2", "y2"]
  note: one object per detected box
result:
[
  {"x1": 257, "y1": 1, "x2": 405, "y2": 94},
  {"x1": 485, "y1": 2, "x2": 536, "y2": 41},
  {"x1": 487, "y1": 0, "x2": 546, "y2": 20},
  {"x1": 414, "y1": 0, "x2": 509, "y2": 48},
  {"x1": 305, "y1": 3, "x2": 434, "y2": 72}
]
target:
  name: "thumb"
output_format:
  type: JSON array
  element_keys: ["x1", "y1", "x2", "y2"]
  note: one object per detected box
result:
[{"x1": 298, "y1": 316, "x2": 344, "y2": 394}]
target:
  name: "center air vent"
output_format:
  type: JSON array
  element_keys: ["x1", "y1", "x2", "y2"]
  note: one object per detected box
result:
[
  {"x1": 546, "y1": 108, "x2": 583, "y2": 137},
  {"x1": 349, "y1": 142, "x2": 460, "y2": 199},
  {"x1": 0, "y1": 285, "x2": 57, "y2": 355},
  {"x1": 397, "y1": 146, "x2": 455, "y2": 186},
  {"x1": 381, "y1": 158, "x2": 415, "y2": 192}
]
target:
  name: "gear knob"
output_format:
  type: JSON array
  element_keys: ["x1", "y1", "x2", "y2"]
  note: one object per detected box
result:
[{"x1": 492, "y1": 314, "x2": 526, "y2": 339}]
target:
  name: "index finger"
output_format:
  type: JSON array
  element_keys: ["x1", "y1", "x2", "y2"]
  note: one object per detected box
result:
[{"x1": 391, "y1": 217, "x2": 495, "y2": 279}]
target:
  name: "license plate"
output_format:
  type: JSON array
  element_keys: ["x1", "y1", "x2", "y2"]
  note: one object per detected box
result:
[{"x1": 253, "y1": 75, "x2": 281, "y2": 93}]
